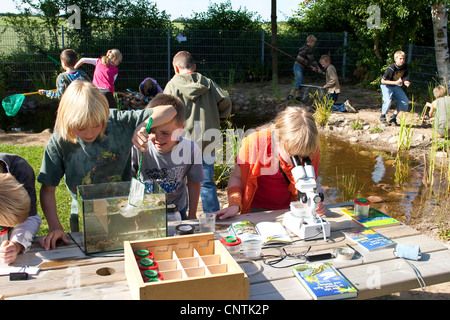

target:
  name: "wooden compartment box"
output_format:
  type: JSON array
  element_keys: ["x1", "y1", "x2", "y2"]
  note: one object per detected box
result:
[{"x1": 124, "y1": 233, "x2": 249, "y2": 300}]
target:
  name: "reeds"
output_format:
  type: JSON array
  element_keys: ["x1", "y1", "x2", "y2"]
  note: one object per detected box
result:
[
  {"x1": 311, "y1": 91, "x2": 333, "y2": 127},
  {"x1": 395, "y1": 100, "x2": 419, "y2": 152},
  {"x1": 335, "y1": 168, "x2": 365, "y2": 202}
]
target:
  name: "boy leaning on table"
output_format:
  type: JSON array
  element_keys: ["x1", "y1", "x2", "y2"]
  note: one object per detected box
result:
[{"x1": 0, "y1": 153, "x2": 42, "y2": 264}]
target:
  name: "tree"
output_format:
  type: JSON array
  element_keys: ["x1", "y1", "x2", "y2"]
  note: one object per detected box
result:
[
  {"x1": 289, "y1": 0, "x2": 435, "y2": 86},
  {"x1": 431, "y1": 2, "x2": 450, "y2": 85},
  {"x1": 183, "y1": 0, "x2": 262, "y2": 31},
  {"x1": 112, "y1": 0, "x2": 172, "y2": 30}
]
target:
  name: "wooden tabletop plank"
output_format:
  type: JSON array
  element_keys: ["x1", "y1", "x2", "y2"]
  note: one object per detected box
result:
[
  {"x1": 339, "y1": 249, "x2": 450, "y2": 300},
  {"x1": 1, "y1": 260, "x2": 126, "y2": 298},
  {"x1": 8, "y1": 280, "x2": 132, "y2": 300}
]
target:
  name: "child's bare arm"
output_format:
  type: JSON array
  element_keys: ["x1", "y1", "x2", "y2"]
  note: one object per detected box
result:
[
  {"x1": 39, "y1": 185, "x2": 69, "y2": 250},
  {"x1": 132, "y1": 105, "x2": 176, "y2": 152},
  {"x1": 186, "y1": 180, "x2": 201, "y2": 220},
  {"x1": 74, "y1": 57, "x2": 97, "y2": 69},
  {"x1": 214, "y1": 166, "x2": 242, "y2": 220},
  {"x1": 381, "y1": 78, "x2": 403, "y2": 86}
]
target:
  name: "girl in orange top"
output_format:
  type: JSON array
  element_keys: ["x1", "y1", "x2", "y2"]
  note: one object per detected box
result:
[{"x1": 215, "y1": 107, "x2": 322, "y2": 220}]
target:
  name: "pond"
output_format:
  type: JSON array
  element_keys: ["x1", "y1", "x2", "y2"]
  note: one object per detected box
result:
[
  {"x1": 317, "y1": 134, "x2": 428, "y2": 225},
  {"x1": 231, "y1": 114, "x2": 439, "y2": 226}
]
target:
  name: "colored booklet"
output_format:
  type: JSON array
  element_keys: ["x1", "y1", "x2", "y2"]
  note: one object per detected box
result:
[
  {"x1": 340, "y1": 207, "x2": 401, "y2": 228},
  {"x1": 228, "y1": 221, "x2": 292, "y2": 245},
  {"x1": 343, "y1": 227, "x2": 396, "y2": 252},
  {"x1": 293, "y1": 262, "x2": 357, "y2": 300}
]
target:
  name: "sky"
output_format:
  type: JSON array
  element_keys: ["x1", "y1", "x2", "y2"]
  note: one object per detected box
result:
[{"x1": 0, "y1": 0, "x2": 301, "y2": 21}]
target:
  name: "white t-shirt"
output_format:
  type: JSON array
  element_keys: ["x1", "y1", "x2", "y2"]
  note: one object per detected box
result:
[{"x1": 131, "y1": 137, "x2": 204, "y2": 211}]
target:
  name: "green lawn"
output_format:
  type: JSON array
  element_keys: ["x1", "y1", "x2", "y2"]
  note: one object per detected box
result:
[{"x1": 0, "y1": 144, "x2": 72, "y2": 236}]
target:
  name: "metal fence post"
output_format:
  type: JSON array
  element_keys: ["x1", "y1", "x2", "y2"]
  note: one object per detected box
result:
[
  {"x1": 167, "y1": 27, "x2": 171, "y2": 82},
  {"x1": 61, "y1": 25, "x2": 65, "y2": 50},
  {"x1": 408, "y1": 43, "x2": 413, "y2": 64},
  {"x1": 261, "y1": 29, "x2": 265, "y2": 70},
  {"x1": 342, "y1": 31, "x2": 347, "y2": 78}
]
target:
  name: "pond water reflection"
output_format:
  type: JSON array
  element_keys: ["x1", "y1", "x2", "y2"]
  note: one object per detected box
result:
[{"x1": 317, "y1": 135, "x2": 428, "y2": 225}]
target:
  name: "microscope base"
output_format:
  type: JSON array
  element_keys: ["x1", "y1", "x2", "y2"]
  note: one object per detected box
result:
[{"x1": 282, "y1": 211, "x2": 330, "y2": 241}]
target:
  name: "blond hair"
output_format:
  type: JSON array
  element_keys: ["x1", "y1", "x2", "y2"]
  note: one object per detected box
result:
[
  {"x1": 55, "y1": 81, "x2": 109, "y2": 143},
  {"x1": 306, "y1": 35, "x2": 317, "y2": 44},
  {"x1": 0, "y1": 174, "x2": 30, "y2": 227},
  {"x1": 101, "y1": 49, "x2": 122, "y2": 67},
  {"x1": 273, "y1": 107, "x2": 319, "y2": 158},
  {"x1": 394, "y1": 51, "x2": 406, "y2": 60},
  {"x1": 173, "y1": 51, "x2": 195, "y2": 70},
  {"x1": 319, "y1": 54, "x2": 331, "y2": 63},
  {"x1": 434, "y1": 85, "x2": 447, "y2": 99}
]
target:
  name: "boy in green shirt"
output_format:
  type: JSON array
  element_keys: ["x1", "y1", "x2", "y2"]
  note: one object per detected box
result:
[
  {"x1": 38, "y1": 81, "x2": 175, "y2": 250},
  {"x1": 164, "y1": 51, "x2": 232, "y2": 214}
]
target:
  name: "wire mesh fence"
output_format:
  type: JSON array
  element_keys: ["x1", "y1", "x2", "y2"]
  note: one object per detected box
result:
[{"x1": 0, "y1": 25, "x2": 439, "y2": 93}]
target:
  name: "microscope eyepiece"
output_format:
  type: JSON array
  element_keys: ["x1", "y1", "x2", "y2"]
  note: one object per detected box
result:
[
  {"x1": 291, "y1": 156, "x2": 312, "y2": 167},
  {"x1": 291, "y1": 156, "x2": 302, "y2": 167}
]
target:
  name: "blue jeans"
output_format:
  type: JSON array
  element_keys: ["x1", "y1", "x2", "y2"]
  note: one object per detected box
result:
[
  {"x1": 293, "y1": 63, "x2": 304, "y2": 89},
  {"x1": 380, "y1": 84, "x2": 409, "y2": 115},
  {"x1": 179, "y1": 205, "x2": 187, "y2": 220},
  {"x1": 327, "y1": 93, "x2": 347, "y2": 112},
  {"x1": 201, "y1": 157, "x2": 220, "y2": 213}
]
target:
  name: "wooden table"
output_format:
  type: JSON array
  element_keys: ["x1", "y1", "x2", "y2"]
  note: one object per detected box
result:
[{"x1": 2, "y1": 203, "x2": 450, "y2": 300}]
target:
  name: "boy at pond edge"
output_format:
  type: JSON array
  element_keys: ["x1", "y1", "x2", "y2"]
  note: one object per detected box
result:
[
  {"x1": 427, "y1": 85, "x2": 450, "y2": 138},
  {"x1": 38, "y1": 49, "x2": 91, "y2": 100},
  {"x1": 380, "y1": 50, "x2": 411, "y2": 126}
]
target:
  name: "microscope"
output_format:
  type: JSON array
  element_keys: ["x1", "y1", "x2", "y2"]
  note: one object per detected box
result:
[{"x1": 282, "y1": 156, "x2": 330, "y2": 241}]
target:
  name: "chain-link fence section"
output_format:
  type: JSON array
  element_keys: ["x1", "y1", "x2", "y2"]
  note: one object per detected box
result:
[{"x1": 0, "y1": 25, "x2": 438, "y2": 93}]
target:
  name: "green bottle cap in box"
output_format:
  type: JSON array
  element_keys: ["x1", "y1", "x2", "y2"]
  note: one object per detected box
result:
[
  {"x1": 139, "y1": 258, "x2": 154, "y2": 267},
  {"x1": 136, "y1": 249, "x2": 149, "y2": 258},
  {"x1": 143, "y1": 270, "x2": 158, "y2": 279}
]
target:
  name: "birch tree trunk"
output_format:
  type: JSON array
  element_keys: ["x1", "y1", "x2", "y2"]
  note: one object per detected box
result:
[{"x1": 431, "y1": 2, "x2": 450, "y2": 85}]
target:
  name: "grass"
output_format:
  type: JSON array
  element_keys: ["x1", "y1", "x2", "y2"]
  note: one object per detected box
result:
[
  {"x1": 395, "y1": 104, "x2": 418, "y2": 152},
  {"x1": 0, "y1": 144, "x2": 72, "y2": 236},
  {"x1": 312, "y1": 92, "x2": 333, "y2": 127},
  {"x1": 335, "y1": 168, "x2": 365, "y2": 202},
  {"x1": 351, "y1": 117, "x2": 364, "y2": 130}
]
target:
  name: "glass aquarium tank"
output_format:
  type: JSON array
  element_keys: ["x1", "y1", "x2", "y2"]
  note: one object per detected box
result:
[{"x1": 76, "y1": 181, "x2": 167, "y2": 253}]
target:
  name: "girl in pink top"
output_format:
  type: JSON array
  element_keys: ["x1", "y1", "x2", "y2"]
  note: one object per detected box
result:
[{"x1": 75, "y1": 49, "x2": 123, "y2": 108}]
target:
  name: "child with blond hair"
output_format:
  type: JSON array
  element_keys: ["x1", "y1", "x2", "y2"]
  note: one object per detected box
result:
[
  {"x1": 380, "y1": 50, "x2": 411, "y2": 126},
  {"x1": 0, "y1": 153, "x2": 42, "y2": 264},
  {"x1": 214, "y1": 107, "x2": 323, "y2": 220},
  {"x1": 427, "y1": 85, "x2": 450, "y2": 138},
  {"x1": 37, "y1": 81, "x2": 176, "y2": 250},
  {"x1": 75, "y1": 49, "x2": 123, "y2": 108},
  {"x1": 319, "y1": 54, "x2": 357, "y2": 113},
  {"x1": 131, "y1": 93, "x2": 204, "y2": 220}
]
